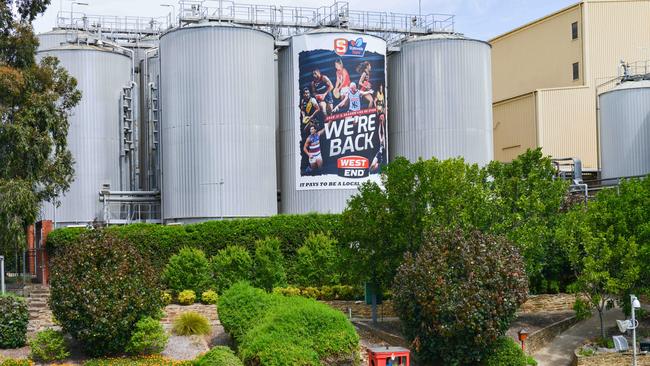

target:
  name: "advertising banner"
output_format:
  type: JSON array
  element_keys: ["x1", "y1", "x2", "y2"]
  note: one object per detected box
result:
[{"x1": 293, "y1": 33, "x2": 387, "y2": 191}]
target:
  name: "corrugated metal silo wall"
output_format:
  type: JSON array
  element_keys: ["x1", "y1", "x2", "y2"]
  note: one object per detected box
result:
[
  {"x1": 38, "y1": 47, "x2": 131, "y2": 226},
  {"x1": 388, "y1": 38, "x2": 494, "y2": 166},
  {"x1": 278, "y1": 35, "x2": 374, "y2": 215},
  {"x1": 599, "y1": 84, "x2": 650, "y2": 179},
  {"x1": 160, "y1": 25, "x2": 277, "y2": 222},
  {"x1": 37, "y1": 30, "x2": 77, "y2": 51}
]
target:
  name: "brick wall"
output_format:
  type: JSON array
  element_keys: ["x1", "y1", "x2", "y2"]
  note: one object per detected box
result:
[{"x1": 519, "y1": 294, "x2": 578, "y2": 313}]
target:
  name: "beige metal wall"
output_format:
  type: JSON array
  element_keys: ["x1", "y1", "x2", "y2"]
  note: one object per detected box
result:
[
  {"x1": 583, "y1": 0, "x2": 650, "y2": 86},
  {"x1": 536, "y1": 86, "x2": 598, "y2": 169},
  {"x1": 493, "y1": 93, "x2": 537, "y2": 162},
  {"x1": 491, "y1": 4, "x2": 584, "y2": 102}
]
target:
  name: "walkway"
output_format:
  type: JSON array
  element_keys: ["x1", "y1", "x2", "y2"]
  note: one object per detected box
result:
[{"x1": 533, "y1": 308, "x2": 624, "y2": 366}]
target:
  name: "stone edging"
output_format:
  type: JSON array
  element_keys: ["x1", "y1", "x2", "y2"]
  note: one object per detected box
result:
[
  {"x1": 525, "y1": 315, "x2": 580, "y2": 355},
  {"x1": 352, "y1": 320, "x2": 409, "y2": 348}
]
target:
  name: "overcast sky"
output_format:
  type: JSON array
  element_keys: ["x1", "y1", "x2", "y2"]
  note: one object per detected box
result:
[{"x1": 34, "y1": 0, "x2": 578, "y2": 41}]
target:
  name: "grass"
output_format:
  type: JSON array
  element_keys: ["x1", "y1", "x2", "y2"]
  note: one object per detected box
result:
[{"x1": 172, "y1": 312, "x2": 211, "y2": 336}]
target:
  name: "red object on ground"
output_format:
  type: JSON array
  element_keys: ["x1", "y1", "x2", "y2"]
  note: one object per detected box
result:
[{"x1": 367, "y1": 347, "x2": 410, "y2": 366}]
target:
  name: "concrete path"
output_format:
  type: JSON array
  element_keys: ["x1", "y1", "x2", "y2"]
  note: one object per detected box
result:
[{"x1": 533, "y1": 308, "x2": 624, "y2": 366}]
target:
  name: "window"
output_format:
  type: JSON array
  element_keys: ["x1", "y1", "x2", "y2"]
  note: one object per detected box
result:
[
  {"x1": 572, "y1": 22, "x2": 579, "y2": 39},
  {"x1": 572, "y1": 62, "x2": 580, "y2": 80}
]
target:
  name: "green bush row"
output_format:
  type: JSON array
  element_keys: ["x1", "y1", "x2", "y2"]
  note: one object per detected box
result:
[
  {"x1": 0, "y1": 294, "x2": 29, "y2": 349},
  {"x1": 46, "y1": 214, "x2": 342, "y2": 269},
  {"x1": 218, "y1": 283, "x2": 359, "y2": 365},
  {"x1": 272, "y1": 285, "x2": 363, "y2": 301}
]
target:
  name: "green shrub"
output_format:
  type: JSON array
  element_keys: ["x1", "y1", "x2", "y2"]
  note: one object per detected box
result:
[
  {"x1": 292, "y1": 232, "x2": 340, "y2": 287},
  {"x1": 194, "y1": 346, "x2": 243, "y2": 366},
  {"x1": 161, "y1": 291, "x2": 173, "y2": 306},
  {"x1": 0, "y1": 294, "x2": 29, "y2": 348},
  {"x1": 172, "y1": 312, "x2": 211, "y2": 336},
  {"x1": 210, "y1": 246, "x2": 253, "y2": 293},
  {"x1": 0, "y1": 359, "x2": 31, "y2": 366},
  {"x1": 178, "y1": 290, "x2": 196, "y2": 306},
  {"x1": 29, "y1": 329, "x2": 69, "y2": 362},
  {"x1": 162, "y1": 247, "x2": 212, "y2": 295},
  {"x1": 49, "y1": 231, "x2": 163, "y2": 356},
  {"x1": 218, "y1": 282, "x2": 275, "y2": 342},
  {"x1": 125, "y1": 317, "x2": 168, "y2": 355},
  {"x1": 272, "y1": 286, "x2": 301, "y2": 297},
  {"x1": 301, "y1": 286, "x2": 320, "y2": 299},
  {"x1": 482, "y1": 337, "x2": 529, "y2": 366},
  {"x1": 47, "y1": 215, "x2": 343, "y2": 268},
  {"x1": 239, "y1": 293, "x2": 359, "y2": 366},
  {"x1": 253, "y1": 238, "x2": 287, "y2": 291},
  {"x1": 573, "y1": 297, "x2": 592, "y2": 321},
  {"x1": 83, "y1": 355, "x2": 193, "y2": 365},
  {"x1": 393, "y1": 229, "x2": 529, "y2": 365},
  {"x1": 200, "y1": 290, "x2": 218, "y2": 305}
]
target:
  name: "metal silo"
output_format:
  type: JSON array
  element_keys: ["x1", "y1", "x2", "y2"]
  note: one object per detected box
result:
[
  {"x1": 37, "y1": 44, "x2": 133, "y2": 226},
  {"x1": 599, "y1": 79, "x2": 650, "y2": 179},
  {"x1": 160, "y1": 23, "x2": 277, "y2": 223},
  {"x1": 139, "y1": 51, "x2": 161, "y2": 191},
  {"x1": 388, "y1": 34, "x2": 493, "y2": 166},
  {"x1": 278, "y1": 29, "x2": 388, "y2": 214},
  {"x1": 37, "y1": 29, "x2": 82, "y2": 51}
]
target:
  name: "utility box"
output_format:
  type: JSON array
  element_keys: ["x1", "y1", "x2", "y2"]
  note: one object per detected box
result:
[{"x1": 367, "y1": 347, "x2": 410, "y2": 366}]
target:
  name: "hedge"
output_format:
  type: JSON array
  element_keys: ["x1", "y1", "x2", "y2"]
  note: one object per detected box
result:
[
  {"x1": 46, "y1": 214, "x2": 342, "y2": 269},
  {"x1": 219, "y1": 283, "x2": 359, "y2": 366}
]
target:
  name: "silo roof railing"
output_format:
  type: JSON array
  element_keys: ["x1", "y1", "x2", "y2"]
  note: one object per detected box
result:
[
  {"x1": 56, "y1": 11, "x2": 170, "y2": 40},
  {"x1": 177, "y1": 0, "x2": 455, "y2": 40}
]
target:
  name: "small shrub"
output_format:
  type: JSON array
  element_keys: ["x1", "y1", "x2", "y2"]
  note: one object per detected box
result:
[
  {"x1": 218, "y1": 282, "x2": 275, "y2": 342},
  {"x1": 201, "y1": 290, "x2": 218, "y2": 305},
  {"x1": 194, "y1": 346, "x2": 243, "y2": 366},
  {"x1": 272, "y1": 286, "x2": 301, "y2": 297},
  {"x1": 392, "y1": 229, "x2": 528, "y2": 365},
  {"x1": 0, "y1": 359, "x2": 32, "y2": 366},
  {"x1": 162, "y1": 247, "x2": 212, "y2": 295},
  {"x1": 300, "y1": 286, "x2": 320, "y2": 299},
  {"x1": 573, "y1": 297, "x2": 592, "y2": 321},
  {"x1": 292, "y1": 232, "x2": 340, "y2": 287},
  {"x1": 178, "y1": 290, "x2": 196, "y2": 305},
  {"x1": 172, "y1": 312, "x2": 211, "y2": 336},
  {"x1": 210, "y1": 246, "x2": 253, "y2": 293},
  {"x1": 253, "y1": 238, "x2": 287, "y2": 291},
  {"x1": 482, "y1": 337, "x2": 529, "y2": 366},
  {"x1": 29, "y1": 329, "x2": 70, "y2": 362},
  {"x1": 0, "y1": 294, "x2": 29, "y2": 348},
  {"x1": 82, "y1": 355, "x2": 193, "y2": 365},
  {"x1": 161, "y1": 291, "x2": 172, "y2": 306},
  {"x1": 125, "y1": 317, "x2": 168, "y2": 355},
  {"x1": 332, "y1": 285, "x2": 360, "y2": 300},
  {"x1": 49, "y1": 231, "x2": 163, "y2": 356}
]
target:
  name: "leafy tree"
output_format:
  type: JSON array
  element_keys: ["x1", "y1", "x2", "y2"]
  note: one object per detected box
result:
[
  {"x1": 486, "y1": 149, "x2": 571, "y2": 293},
  {"x1": 557, "y1": 179, "x2": 645, "y2": 338},
  {"x1": 0, "y1": 0, "x2": 81, "y2": 257},
  {"x1": 392, "y1": 229, "x2": 528, "y2": 365}
]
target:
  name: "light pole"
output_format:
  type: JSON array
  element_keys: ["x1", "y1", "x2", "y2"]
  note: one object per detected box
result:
[
  {"x1": 0, "y1": 255, "x2": 5, "y2": 295},
  {"x1": 70, "y1": 1, "x2": 88, "y2": 25},
  {"x1": 160, "y1": 4, "x2": 176, "y2": 27},
  {"x1": 631, "y1": 294, "x2": 641, "y2": 366}
]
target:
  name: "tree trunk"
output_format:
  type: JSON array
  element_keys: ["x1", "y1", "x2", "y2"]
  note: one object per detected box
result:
[
  {"x1": 598, "y1": 308, "x2": 605, "y2": 339},
  {"x1": 371, "y1": 290, "x2": 378, "y2": 324}
]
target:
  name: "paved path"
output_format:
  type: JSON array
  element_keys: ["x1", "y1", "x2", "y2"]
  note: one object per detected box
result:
[{"x1": 533, "y1": 308, "x2": 624, "y2": 366}]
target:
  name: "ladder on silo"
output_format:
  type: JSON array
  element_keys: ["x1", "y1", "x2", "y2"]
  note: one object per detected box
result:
[
  {"x1": 148, "y1": 80, "x2": 160, "y2": 190},
  {"x1": 121, "y1": 85, "x2": 136, "y2": 190}
]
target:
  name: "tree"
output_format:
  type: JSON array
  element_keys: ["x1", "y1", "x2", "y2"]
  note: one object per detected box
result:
[
  {"x1": 341, "y1": 157, "x2": 493, "y2": 322},
  {"x1": 392, "y1": 229, "x2": 528, "y2": 365},
  {"x1": 0, "y1": 0, "x2": 81, "y2": 258},
  {"x1": 486, "y1": 149, "x2": 571, "y2": 293},
  {"x1": 557, "y1": 181, "x2": 643, "y2": 339}
]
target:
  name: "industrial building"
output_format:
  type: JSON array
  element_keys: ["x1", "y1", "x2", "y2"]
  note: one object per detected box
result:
[
  {"x1": 33, "y1": 0, "x2": 496, "y2": 227},
  {"x1": 491, "y1": 0, "x2": 650, "y2": 173}
]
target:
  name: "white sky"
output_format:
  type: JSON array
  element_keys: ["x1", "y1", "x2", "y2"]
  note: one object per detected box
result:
[{"x1": 34, "y1": 0, "x2": 578, "y2": 41}]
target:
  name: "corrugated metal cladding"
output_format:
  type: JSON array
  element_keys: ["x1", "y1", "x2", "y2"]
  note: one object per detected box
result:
[
  {"x1": 139, "y1": 54, "x2": 161, "y2": 191},
  {"x1": 37, "y1": 30, "x2": 82, "y2": 51},
  {"x1": 388, "y1": 34, "x2": 493, "y2": 166},
  {"x1": 278, "y1": 31, "x2": 386, "y2": 215},
  {"x1": 599, "y1": 80, "x2": 650, "y2": 179},
  {"x1": 160, "y1": 24, "x2": 277, "y2": 222},
  {"x1": 37, "y1": 45, "x2": 132, "y2": 226}
]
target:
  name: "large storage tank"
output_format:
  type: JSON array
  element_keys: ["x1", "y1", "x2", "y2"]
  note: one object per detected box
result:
[
  {"x1": 160, "y1": 23, "x2": 277, "y2": 223},
  {"x1": 599, "y1": 79, "x2": 650, "y2": 179},
  {"x1": 388, "y1": 34, "x2": 493, "y2": 165},
  {"x1": 279, "y1": 29, "x2": 388, "y2": 214},
  {"x1": 37, "y1": 29, "x2": 82, "y2": 51},
  {"x1": 37, "y1": 44, "x2": 133, "y2": 226}
]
